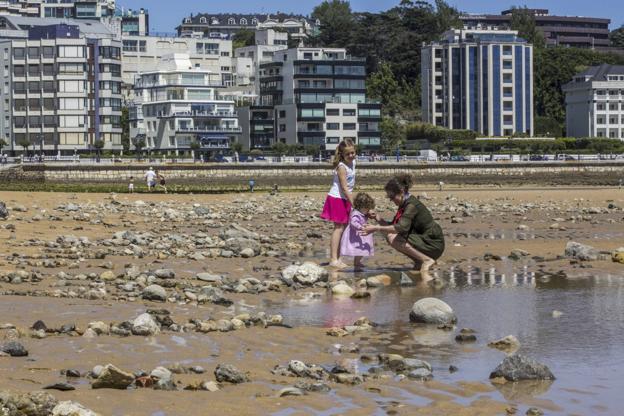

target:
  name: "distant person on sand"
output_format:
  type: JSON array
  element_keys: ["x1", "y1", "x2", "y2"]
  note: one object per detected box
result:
[
  {"x1": 144, "y1": 167, "x2": 156, "y2": 192},
  {"x1": 320, "y1": 138, "x2": 356, "y2": 269},
  {"x1": 128, "y1": 176, "x2": 134, "y2": 193},
  {"x1": 249, "y1": 178, "x2": 255, "y2": 193},
  {"x1": 361, "y1": 174, "x2": 445, "y2": 281},
  {"x1": 340, "y1": 192, "x2": 375, "y2": 271},
  {"x1": 155, "y1": 170, "x2": 167, "y2": 193}
]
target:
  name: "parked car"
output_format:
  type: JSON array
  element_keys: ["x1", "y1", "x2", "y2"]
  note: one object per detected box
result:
[
  {"x1": 450, "y1": 155, "x2": 470, "y2": 162},
  {"x1": 529, "y1": 155, "x2": 545, "y2": 161}
]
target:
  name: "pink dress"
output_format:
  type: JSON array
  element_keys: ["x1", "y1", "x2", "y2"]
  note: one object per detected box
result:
[{"x1": 340, "y1": 210, "x2": 374, "y2": 257}]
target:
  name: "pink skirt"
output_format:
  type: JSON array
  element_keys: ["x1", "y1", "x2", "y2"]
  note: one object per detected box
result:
[{"x1": 320, "y1": 195, "x2": 351, "y2": 224}]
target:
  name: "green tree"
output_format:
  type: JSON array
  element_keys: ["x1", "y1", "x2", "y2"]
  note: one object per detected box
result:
[
  {"x1": 380, "y1": 117, "x2": 404, "y2": 152},
  {"x1": 190, "y1": 141, "x2": 200, "y2": 162},
  {"x1": 509, "y1": 7, "x2": 545, "y2": 49},
  {"x1": 17, "y1": 137, "x2": 30, "y2": 154},
  {"x1": 610, "y1": 25, "x2": 624, "y2": 48},
  {"x1": 311, "y1": 0, "x2": 355, "y2": 47},
  {"x1": 534, "y1": 116, "x2": 562, "y2": 137},
  {"x1": 121, "y1": 107, "x2": 130, "y2": 152},
  {"x1": 232, "y1": 29, "x2": 255, "y2": 49},
  {"x1": 231, "y1": 142, "x2": 243, "y2": 154},
  {"x1": 132, "y1": 136, "x2": 145, "y2": 160},
  {"x1": 93, "y1": 139, "x2": 104, "y2": 162},
  {"x1": 366, "y1": 62, "x2": 401, "y2": 117},
  {"x1": 0, "y1": 138, "x2": 7, "y2": 153}
]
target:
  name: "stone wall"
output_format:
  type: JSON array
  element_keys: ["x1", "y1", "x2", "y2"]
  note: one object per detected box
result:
[{"x1": 5, "y1": 162, "x2": 624, "y2": 187}]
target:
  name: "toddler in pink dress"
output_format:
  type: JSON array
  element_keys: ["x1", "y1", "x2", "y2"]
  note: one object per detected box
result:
[{"x1": 340, "y1": 193, "x2": 375, "y2": 270}]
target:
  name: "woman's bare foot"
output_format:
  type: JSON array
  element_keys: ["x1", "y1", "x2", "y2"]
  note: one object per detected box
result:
[{"x1": 420, "y1": 259, "x2": 436, "y2": 282}]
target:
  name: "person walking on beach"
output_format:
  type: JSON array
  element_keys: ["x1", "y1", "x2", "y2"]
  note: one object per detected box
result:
[
  {"x1": 144, "y1": 167, "x2": 156, "y2": 192},
  {"x1": 128, "y1": 176, "x2": 134, "y2": 193},
  {"x1": 249, "y1": 178, "x2": 255, "y2": 193},
  {"x1": 320, "y1": 138, "x2": 357, "y2": 269},
  {"x1": 156, "y1": 170, "x2": 167, "y2": 193},
  {"x1": 361, "y1": 174, "x2": 445, "y2": 281},
  {"x1": 340, "y1": 192, "x2": 376, "y2": 271}
]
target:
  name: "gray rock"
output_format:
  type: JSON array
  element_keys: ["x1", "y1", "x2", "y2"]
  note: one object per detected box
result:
[
  {"x1": 278, "y1": 387, "x2": 304, "y2": 397},
  {"x1": 1, "y1": 341, "x2": 28, "y2": 357},
  {"x1": 52, "y1": 401, "x2": 100, "y2": 416},
  {"x1": 151, "y1": 366, "x2": 176, "y2": 391},
  {"x1": 0, "y1": 202, "x2": 8, "y2": 219},
  {"x1": 407, "y1": 368, "x2": 433, "y2": 381},
  {"x1": 198, "y1": 286, "x2": 233, "y2": 306},
  {"x1": 489, "y1": 354, "x2": 555, "y2": 381},
  {"x1": 488, "y1": 335, "x2": 521, "y2": 352},
  {"x1": 154, "y1": 269, "x2": 175, "y2": 279},
  {"x1": 131, "y1": 313, "x2": 160, "y2": 336},
  {"x1": 214, "y1": 364, "x2": 249, "y2": 384},
  {"x1": 294, "y1": 380, "x2": 331, "y2": 393},
  {"x1": 142, "y1": 284, "x2": 167, "y2": 302},
  {"x1": 240, "y1": 247, "x2": 256, "y2": 258},
  {"x1": 565, "y1": 241, "x2": 599, "y2": 261},
  {"x1": 409, "y1": 298, "x2": 457, "y2": 325},
  {"x1": 196, "y1": 273, "x2": 223, "y2": 284},
  {"x1": 0, "y1": 391, "x2": 58, "y2": 415},
  {"x1": 44, "y1": 382, "x2": 76, "y2": 391},
  {"x1": 281, "y1": 262, "x2": 328, "y2": 286},
  {"x1": 91, "y1": 364, "x2": 135, "y2": 389}
]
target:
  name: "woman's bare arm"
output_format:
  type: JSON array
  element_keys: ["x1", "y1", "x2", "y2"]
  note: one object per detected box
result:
[{"x1": 337, "y1": 165, "x2": 353, "y2": 205}]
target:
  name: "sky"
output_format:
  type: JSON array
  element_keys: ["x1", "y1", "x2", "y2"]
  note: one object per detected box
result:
[{"x1": 117, "y1": 0, "x2": 624, "y2": 35}]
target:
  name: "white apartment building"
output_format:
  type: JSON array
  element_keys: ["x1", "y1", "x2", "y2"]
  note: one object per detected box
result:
[
  {"x1": 0, "y1": 16, "x2": 122, "y2": 154},
  {"x1": 121, "y1": 35, "x2": 233, "y2": 91},
  {"x1": 129, "y1": 54, "x2": 240, "y2": 155},
  {"x1": 0, "y1": 0, "x2": 115, "y2": 19},
  {"x1": 234, "y1": 29, "x2": 288, "y2": 91},
  {"x1": 422, "y1": 28, "x2": 534, "y2": 137},
  {"x1": 563, "y1": 64, "x2": 624, "y2": 139}
]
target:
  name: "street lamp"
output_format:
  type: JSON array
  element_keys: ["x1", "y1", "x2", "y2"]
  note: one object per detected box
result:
[{"x1": 39, "y1": 134, "x2": 43, "y2": 162}]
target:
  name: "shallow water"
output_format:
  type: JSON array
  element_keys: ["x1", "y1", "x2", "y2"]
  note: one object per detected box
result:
[{"x1": 264, "y1": 265, "x2": 624, "y2": 415}]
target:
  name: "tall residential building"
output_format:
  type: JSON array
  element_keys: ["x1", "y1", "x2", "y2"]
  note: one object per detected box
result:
[
  {"x1": 121, "y1": 35, "x2": 233, "y2": 91},
  {"x1": 0, "y1": 0, "x2": 116, "y2": 19},
  {"x1": 118, "y1": 7, "x2": 148, "y2": 36},
  {"x1": 421, "y1": 29, "x2": 533, "y2": 137},
  {"x1": 0, "y1": 16, "x2": 122, "y2": 154},
  {"x1": 234, "y1": 29, "x2": 288, "y2": 92},
  {"x1": 460, "y1": 9, "x2": 611, "y2": 50},
  {"x1": 238, "y1": 47, "x2": 381, "y2": 152},
  {"x1": 563, "y1": 64, "x2": 624, "y2": 139},
  {"x1": 176, "y1": 13, "x2": 318, "y2": 45},
  {"x1": 129, "y1": 54, "x2": 240, "y2": 155}
]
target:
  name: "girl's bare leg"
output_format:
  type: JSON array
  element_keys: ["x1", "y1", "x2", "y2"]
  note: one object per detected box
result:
[
  {"x1": 354, "y1": 256, "x2": 364, "y2": 271},
  {"x1": 387, "y1": 234, "x2": 435, "y2": 281},
  {"x1": 330, "y1": 223, "x2": 347, "y2": 268}
]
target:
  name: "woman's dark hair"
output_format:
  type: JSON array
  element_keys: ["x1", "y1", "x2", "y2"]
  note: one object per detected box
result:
[
  {"x1": 353, "y1": 192, "x2": 375, "y2": 211},
  {"x1": 385, "y1": 174, "x2": 413, "y2": 197}
]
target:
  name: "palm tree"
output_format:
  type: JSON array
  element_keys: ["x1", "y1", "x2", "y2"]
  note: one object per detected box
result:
[
  {"x1": 17, "y1": 137, "x2": 30, "y2": 157},
  {"x1": 190, "y1": 141, "x2": 200, "y2": 162}
]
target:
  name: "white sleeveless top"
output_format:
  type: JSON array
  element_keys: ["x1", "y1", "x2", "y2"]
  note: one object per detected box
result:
[{"x1": 328, "y1": 161, "x2": 356, "y2": 199}]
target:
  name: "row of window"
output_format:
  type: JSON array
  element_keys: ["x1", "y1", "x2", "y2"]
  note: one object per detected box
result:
[
  {"x1": 189, "y1": 17, "x2": 258, "y2": 25},
  {"x1": 122, "y1": 40, "x2": 147, "y2": 52},
  {"x1": 596, "y1": 116, "x2": 624, "y2": 125},
  {"x1": 297, "y1": 108, "x2": 380, "y2": 118},
  {"x1": 14, "y1": 115, "x2": 121, "y2": 128},
  {"x1": 13, "y1": 46, "x2": 120, "y2": 60},
  {"x1": 13, "y1": 133, "x2": 122, "y2": 145},
  {"x1": 13, "y1": 80, "x2": 122, "y2": 94},
  {"x1": 14, "y1": 97, "x2": 119, "y2": 111},
  {"x1": 595, "y1": 90, "x2": 624, "y2": 96},
  {"x1": 596, "y1": 104, "x2": 624, "y2": 110}
]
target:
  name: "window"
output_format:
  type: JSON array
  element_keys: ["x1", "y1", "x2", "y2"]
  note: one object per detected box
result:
[
  {"x1": 597, "y1": 104, "x2": 605, "y2": 110},
  {"x1": 42, "y1": 46, "x2": 54, "y2": 59},
  {"x1": 59, "y1": 115, "x2": 85, "y2": 128},
  {"x1": 609, "y1": 103, "x2": 618, "y2": 111},
  {"x1": 13, "y1": 82, "x2": 25, "y2": 93},
  {"x1": 334, "y1": 79, "x2": 365, "y2": 89},
  {"x1": 326, "y1": 108, "x2": 339, "y2": 116},
  {"x1": 14, "y1": 99, "x2": 26, "y2": 111},
  {"x1": 300, "y1": 108, "x2": 324, "y2": 117},
  {"x1": 14, "y1": 116, "x2": 26, "y2": 128},
  {"x1": 58, "y1": 80, "x2": 86, "y2": 93},
  {"x1": 44, "y1": 115, "x2": 57, "y2": 127},
  {"x1": 139, "y1": 41, "x2": 146, "y2": 52},
  {"x1": 279, "y1": 110, "x2": 286, "y2": 118},
  {"x1": 13, "y1": 65, "x2": 25, "y2": 77},
  {"x1": 240, "y1": 18, "x2": 247, "y2": 25},
  {"x1": 326, "y1": 123, "x2": 339, "y2": 130},
  {"x1": 200, "y1": 17, "x2": 207, "y2": 23},
  {"x1": 43, "y1": 63, "x2": 55, "y2": 76},
  {"x1": 228, "y1": 18, "x2": 235, "y2": 25},
  {"x1": 43, "y1": 98, "x2": 55, "y2": 110},
  {"x1": 343, "y1": 123, "x2": 356, "y2": 130},
  {"x1": 58, "y1": 46, "x2": 84, "y2": 58},
  {"x1": 59, "y1": 98, "x2": 85, "y2": 110},
  {"x1": 279, "y1": 124, "x2": 286, "y2": 132},
  {"x1": 28, "y1": 47, "x2": 39, "y2": 59},
  {"x1": 326, "y1": 137, "x2": 340, "y2": 144},
  {"x1": 123, "y1": 40, "x2": 137, "y2": 52},
  {"x1": 28, "y1": 116, "x2": 41, "y2": 127},
  {"x1": 28, "y1": 81, "x2": 40, "y2": 93},
  {"x1": 59, "y1": 63, "x2": 84, "y2": 74},
  {"x1": 343, "y1": 109, "x2": 356, "y2": 116},
  {"x1": 358, "y1": 108, "x2": 380, "y2": 117},
  {"x1": 334, "y1": 65, "x2": 365, "y2": 75},
  {"x1": 220, "y1": 51, "x2": 230, "y2": 57},
  {"x1": 251, "y1": 18, "x2": 258, "y2": 25},
  {"x1": 13, "y1": 48, "x2": 25, "y2": 59},
  {"x1": 221, "y1": 66, "x2": 230, "y2": 71},
  {"x1": 28, "y1": 98, "x2": 41, "y2": 110}
]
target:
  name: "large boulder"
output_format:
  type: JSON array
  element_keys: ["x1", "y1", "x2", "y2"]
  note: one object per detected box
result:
[
  {"x1": 612, "y1": 248, "x2": 624, "y2": 264},
  {"x1": 91, "y1": 364, "x2": 135, "y2": 389},
  {"x1": 142, "y1": 284, "x2": 167, "y2": 302},
  {"x1": 131, "y1": 313, "x2": 160, "y2": 336},
  {"x1": 52, "y1": 401, "x2": 101, "y2": 416},
  {"x1": 214, "y1": 364, "x2": 249, "y2": 384},
  {"x1": 565, "y1": 241, "x2": 599, "y2": 261},
  {"x1": 1, "y1": 341, "x2": 29, "y2": 357},
  {"x1": 489, "y1": 354, "x2": 555, "y2": 381},
  {"x1": 0, "y1": 390, "x2": 58, "y2": 415},
  {"x1": 281, "y1": 262, "x2": 328, "y2": 286},
  {"x1": 409, "y1": 298, "x2": 457, "y2": 325}
]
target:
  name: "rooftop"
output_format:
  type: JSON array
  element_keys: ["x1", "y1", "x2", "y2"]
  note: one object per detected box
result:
[
  {"x1": 573, "y1": 63, "x2": 624, "y2": 81},
  {"x1": 0, "y1": 15, "x2": 114, "y2": 37},
  {"x1": 180, "y1": 12, "x2": 317, "y2": 26}
]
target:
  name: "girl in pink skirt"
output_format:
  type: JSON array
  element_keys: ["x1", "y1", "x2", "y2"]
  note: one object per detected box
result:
[
  {"x1": 320, "y1": 139, "x2": 356, "y2": 268},
  {"x1": 340, "y1": 193, "x2": 375, "y2": 271}
]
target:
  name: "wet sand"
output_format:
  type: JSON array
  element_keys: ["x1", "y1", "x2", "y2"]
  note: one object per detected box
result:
[{"x1": 0, "y1": 187, "x2": 623, "y2": 415}]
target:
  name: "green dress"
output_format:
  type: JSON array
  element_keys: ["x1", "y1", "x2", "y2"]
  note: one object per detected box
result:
[{"x1": 393, "y1": 195, "x2": 445, "y2": 260}]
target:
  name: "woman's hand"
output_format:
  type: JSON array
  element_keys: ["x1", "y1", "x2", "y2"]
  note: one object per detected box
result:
[{"x1": 359, "y1": 224, "x2": 377, "y2": 236}]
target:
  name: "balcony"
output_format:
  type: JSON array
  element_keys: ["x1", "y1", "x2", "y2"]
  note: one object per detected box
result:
[
  {"x1": 170, "y1": 111, "x2": 237, "y2": 118},
  {"x1": 176, "y1": 126, "x2": 241, "y2": 133}
]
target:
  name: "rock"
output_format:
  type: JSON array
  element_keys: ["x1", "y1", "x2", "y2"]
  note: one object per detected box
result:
[
  {"x1": 62, "y1": 369, "x2": 81, "y2": 378},
  {"x1": 31, "y1": 320, "x2": 47, "y2": 331},
  {"x1": 330, "y1": 373, "x2": 364, "y2": 385},
  {"x1": 99, "y1": 270, "x2": 116, "y2": 281},
  {"x1": 92, "y1": 364, "x2": 135, "y2": 389},
  {"x1": 44, "y1": 382, "x2": 76, "y2": 391},
  {"x1": 350, "y1": 291, "x2": 371, "y2": 299},
  {"x1": 281, "y1": 262, "x2": 328, "y2": 286},
  {"x1": 87, "y1": 321, "x2": 109, "y2": 335},
  {"x1": 52, "y1": 401, "x2": 100, "y2": 416},
  {"x1": 488, "y1": 335, "x2": 520, "y2": 352},
  {"x1": 612, "y1": 248, "x2": 624, "y2": 264},
  {"x1": 198, "y1": 286, "x2": 233, "y2": 306},
  {"x1": 455, "y1": 328, "x2": 477, "y2": 343},
  {"x1": 0, "y1": 391, "x2": 58, "y2": 415},
  {"x1": 214, "y1": 364, "x2": 249, "y2": 383},
  {"x1": 366, "y1": 274, "x2": 392, "y2": 287},
  {"x1": 388, "y1": 357, "x2": 432, "y2": 374},
  {"x1": 142, "y1": 284, "x2": 167, "y2": 302},
  {"x1": 449, "y1": 365, "x2": 458, "y2": 373},
  {"x1": 294, "y1": 380, "x2": 331, "y2": 393},
  {"x1": 509, "y1": 249, "x2": 530, "y2": 260},
  {"x1": 151, "y1": 366, "x2": 176, "y2": 391},
  {"x1": 565, "y1": 241, "x2": 599, "y2": 261},
  {"x1": 131, "y1": 313, "x2": 160, "y2": 336},
  {"x1": 552, "y1": 310, "x2": 563, "y2": 318},
  {"x1": 400, "y1": 272, "x2": 413, "y2": 286},
  {"x1": 526, "y1": 408, "x2": 544, "y2": 416},
  {"x1": 331, "y1": 283, "x2": 355, "y2": 296},
  {"x1": 489, "y1": 355, "x2": 555, "y2": 381},
  {"x1": 1, "y1": 341, "x2": 28, "y2": 356},
  {"x1": 154, "y1": 269, "x2": 175, "y2": 279},
  {"x1": 240, "y1": 248, "x2": 255, "y2": 258},
  {"x1": 409, "y1": 298, "x2": 457, "y2": 325},
  {"x1": 0, "y1": 202, "x2": 8, "y2": 219},
  {"x1": 196, "y1": 273, "x2": 223, "y2": 284},
  {"x1": 278, "y1": 387, "x2": 304, "y2": 397},
  {"x1": 407, "y1": 368, "x2": 433, "y2": 381}
]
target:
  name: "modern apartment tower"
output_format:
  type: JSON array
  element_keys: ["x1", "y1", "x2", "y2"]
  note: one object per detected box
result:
[
  {"x1": 0, "y1": 16, "x2": 123, "y2": 154},
  {"x1": 239, "y1": 47, "x2": 381, "y2": 152},
  {"x1": 0, "y1": 0, "x2": 116, "y2": 19},
  {"x1": 129, "y1": 54, "x2": 240, "y2": 155},
  {"x1": 563, "y1": 64, "x2": 624, "y2": 139},
  {"x1": 422, "y1": 29, "x2": 533, "y2": 137}
]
